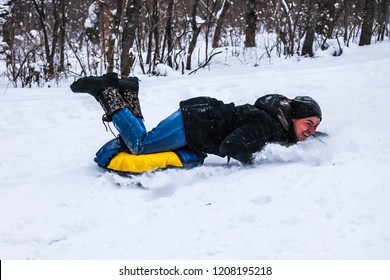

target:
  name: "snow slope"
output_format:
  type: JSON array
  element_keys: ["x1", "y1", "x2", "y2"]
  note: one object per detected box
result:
[{"x1": 1, "y1": 42, "x2": 390, "y2": 260}]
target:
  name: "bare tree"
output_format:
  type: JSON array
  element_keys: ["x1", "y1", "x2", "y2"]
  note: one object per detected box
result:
[
  {"x1": 84, "y1": 1, "x2": 105, "y2": 75},
  {"x1": 121, "y1": 0, "x2": 142, "y2": 77},
  {"x1": 106, "y1": 0, "x2": 123, "y2": 74},
  {"x1": 275, "y1": 0, "x2": 294, "y2": 56},
  {"x1": 212, "y1": 0, "x2": 232, "y2": 48},
  {"x1": 244, "y1": 0, "x2": 257, "y2": 47},
  {"x1": 376, "y1": 0, "x2": 389, "y2": 42},
  {"x1": 186, "y1": 0, "x2": 204, "y2": 70},
  {"x1": 58, "y1": 0, "x2": 67, "y2": 73},
  {"x1": 301, "y1": 0, "x2": 320, "y2": 57},
  {"x1": 359, "y1": 0, "x2": 376, "y2": 46},
  {"x1": 163, "y1": 0, "x2": 175, "y2": 68},
  {"x1": 145, "y1": 0, "x2": 161, "y2": 73},
  {"x1": 1, "y1": 0, "x2": 390, "y2": 86},
  {"x1": 1, "y1": 0, "x2": 17, "y2": 84},
  {"x1": 32, "y1": 0, "x2": 62, "y2": 80}
]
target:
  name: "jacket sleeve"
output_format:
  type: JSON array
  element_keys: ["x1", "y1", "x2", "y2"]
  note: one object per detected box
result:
[{"x1": 219, "y1": 120, "x2": 273, "y2": 164}]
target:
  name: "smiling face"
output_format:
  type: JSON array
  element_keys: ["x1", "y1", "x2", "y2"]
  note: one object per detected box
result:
[{"x1": 292, "y1": 117, "x2": 321, "y2": 141}]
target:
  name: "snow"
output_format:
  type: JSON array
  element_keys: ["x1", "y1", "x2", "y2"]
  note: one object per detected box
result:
[
  {"x1": 1, "y1": 42, "x2": 390, "y2": 260},
  {"x1": 84, "y1": 2, "x2": 98, "y2": 29}
]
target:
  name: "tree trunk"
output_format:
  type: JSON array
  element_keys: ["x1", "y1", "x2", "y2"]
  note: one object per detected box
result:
[
  {"x1": 165, "y1": 0, "x2": 174, "y2": 68},
  {"x1": 152, "y1": 0, "x2": 160, "y2": 68},
  {"x1": 302, "y1": 26, "x2": 315, "y2": 57},
  {"x1": 301, "y1": 1, "x2": 319, "y2": 57},
  {"x1": 377, "y1": 0, "x2": 389, "y2": 42},
  {"x1": 1, "y1": 0, "x2": 16, "y2": 82},
  {"x1": 278, "y1": 0, "x2": 299, "y2": 57},
  {"x1": 186, "y1": 0, "x2": 202, "y2": 71},
  {"x1": 318, "y1": 0, "x2": 336, "y2": 39},
  {"x1": 244, "y1": 0, "x2": 257, "y2": 47},
  {"x1": 204, "y1": 0, "x2": 219, "y2": 63},
  {"x1": 32, "y1": 0, "x2": 55, "y2": 79},
  {"x1": 58, "y1": 0, "x2": 66, "y2": 73},
  {"x1": 106, "y1": 0, "x2": 123, "y2": 73},
  {"x1": 212, "y1": 0, "x2": 231, "y2": 48},
  {"x1": 121, "y1": 0, "x2": 141, "y2": 77},
  {"x1": 359, "y1": 0, "x2": 376, "y2": 46}
]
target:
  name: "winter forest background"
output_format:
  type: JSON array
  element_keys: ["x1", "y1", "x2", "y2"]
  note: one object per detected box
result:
[
  {"x1": 0, "y1": 0, "x2": 389, "y2": 88},
  {"x1": 1, "y1": 0, "x2": 390, "y2": 262}
]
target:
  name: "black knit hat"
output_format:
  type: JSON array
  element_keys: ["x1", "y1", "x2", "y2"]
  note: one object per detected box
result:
[{"x1": 291, "y1": 96, "x2": 322, "y2": 120}]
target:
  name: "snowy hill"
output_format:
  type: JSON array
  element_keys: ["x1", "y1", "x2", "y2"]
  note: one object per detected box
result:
[{"x1": 1, "y1": 42, "x2": 390, "y2": 260}]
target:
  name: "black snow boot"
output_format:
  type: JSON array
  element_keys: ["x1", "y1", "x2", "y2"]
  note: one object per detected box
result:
[
  {"x1": 70, "y1": 73, "x2": 119, "y2": 98},
  {"x1": 119, "y1": 76, "x2": 144, "y2": 119},
  {"x1": 70, "y1": 73, "x2": 127, "y2": 121}
]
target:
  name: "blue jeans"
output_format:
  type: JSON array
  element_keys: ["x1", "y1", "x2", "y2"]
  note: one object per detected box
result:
[{"x1": 112, "y1": 108, "x2": 187, "y2": 154}]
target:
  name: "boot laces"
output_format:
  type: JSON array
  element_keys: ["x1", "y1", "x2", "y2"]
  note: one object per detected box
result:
[{"x1": 101, "y1": 114, "x2": 117, "y2": 137}]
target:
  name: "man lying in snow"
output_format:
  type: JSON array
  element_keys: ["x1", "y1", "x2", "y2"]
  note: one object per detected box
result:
[{"x1": 70, "y1": 73, "x2": 322, "y2": 174}]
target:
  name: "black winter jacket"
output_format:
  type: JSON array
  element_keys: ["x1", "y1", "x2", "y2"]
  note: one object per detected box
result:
[{"x1": 179, "y1": 94, "x2": 298, "y2": 164}]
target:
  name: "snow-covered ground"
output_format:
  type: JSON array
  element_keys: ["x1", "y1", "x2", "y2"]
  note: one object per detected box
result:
[{"x1": 1, "y1": 42, "x2": 389, "y2": 260}]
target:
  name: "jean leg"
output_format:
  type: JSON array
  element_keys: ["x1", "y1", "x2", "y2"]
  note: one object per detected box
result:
[
  {"x1": 112, "y1": 108, "x2": 147, "y2": 153},
  {"x1": 112, "y1": 108, "x2": 187, "y2": 154},
  {"x1": 140, "y1": 109, "x2": 187, "y2": 154}
]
